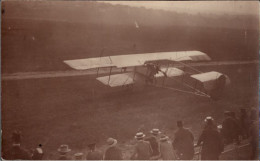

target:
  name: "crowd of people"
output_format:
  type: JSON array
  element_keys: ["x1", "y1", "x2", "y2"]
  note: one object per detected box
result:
[{"x1": 3, "y1": 108, "x2": 258, "y2": 160}]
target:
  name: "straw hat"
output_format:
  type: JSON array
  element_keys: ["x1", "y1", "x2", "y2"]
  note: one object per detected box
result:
[
  {"x1": 57, "y1": 144, "x2": 71, "y2": 153},
  {"x1": 204, "y1": 116, "x2": 214, "y2": 122},
  {"x1": 160, "y1": 135, "x2": 169, "y2": 142},
  {"x1": 74, "y1": 152, "x2": 83, "y2": 160},
  {"x1": 107, "y1": 138, "x2": 117, "y2": 147},
  {"x1": 150, "y1": 129, "x2": 161, "y2": 135},
  {"x1": 135, "y1": 132, "x2": 146, "y2": 140}
]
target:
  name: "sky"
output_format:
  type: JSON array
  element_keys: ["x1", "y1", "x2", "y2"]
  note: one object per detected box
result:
[{"x1": 102, "y1": 1, "x2": 259, "y2": 16}]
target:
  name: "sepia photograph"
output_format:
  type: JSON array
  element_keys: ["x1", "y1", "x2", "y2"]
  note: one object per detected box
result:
[{"x1": 1, "y1": 1, "x2": 259, "y2": 160}]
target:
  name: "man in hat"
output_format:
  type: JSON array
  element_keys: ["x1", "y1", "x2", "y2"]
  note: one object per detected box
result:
[
  {"x1": 239, "y1": 108, "x2": 249, "y2": 139},
  {"x1": 229, "y1": 112, "x2": 242, "y2": 144},
  {"x1": 145, "y1": 128, "x2": 161, "y2": 158},
  {"x1": 249, "y1": 115, "x2": 258, "y2": 159},
  {"x1": 204, "y1": 116, "x2": 218, "y2": 130},
  {"x1": 131, "y1": 132, "x2": 152, "y2": 160},
  {"x1": 172, "y1": 121, "x2": 194, "y2": 160},
  {"x1": 31, "y1": 144, "x2": 44, "y2": 160},
  {"x1": 221, "y1": 111, "x2": 237, "y2": 144},
  {"x1": 57, "y1": 144, "x2": 71, "y2": 160},
  {"x1": 197, "y1": 117, "x2": 223, "y2": 160},
  {"x1": 74, "y1": 153, "x2": 83, "y2": 160},
  {"x1": 86, "y1": 143, "x2": 103, "y2": 160},
  {"x1": 104, "y1": 138, "x2": 123, "y2": 160},
  {"x1": 159, "y1": 135, "x2": 176, "y2": 160},
  {"x1": 145, "y1": 63, "x2": 157, "y2": 84},
  {"x1": 3, "y1": 131, "x2": 31, "y2": 160}
]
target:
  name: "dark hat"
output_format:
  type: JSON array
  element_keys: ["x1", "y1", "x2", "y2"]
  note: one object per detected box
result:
[
  {"x1": 87, "y1": 143, "x2": 96, "y2": 149},
  {"x1": 177, "y1": 121, "x2": 183, "y2": 127}
]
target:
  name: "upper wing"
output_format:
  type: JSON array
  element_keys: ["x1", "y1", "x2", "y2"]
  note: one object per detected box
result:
[
  {"x1": 64, "y1": 51, "x2": 210, "y2": 70},
  {"x1": 110, "y1": 51, "x2": 210, "y2": 68},
  {"x1": 64, "y1": 57, "x2": 114, "y2": 70}
]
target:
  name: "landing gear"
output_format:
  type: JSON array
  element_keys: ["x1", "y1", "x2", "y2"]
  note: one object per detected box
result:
[{"x1": 121, "y1": 84, "x2": 134, "y2": 92}]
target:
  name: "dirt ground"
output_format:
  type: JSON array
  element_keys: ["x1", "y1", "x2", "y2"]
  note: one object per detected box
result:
[{"x1": 2, "y1": 64, "x2": 258, "y2": 159}]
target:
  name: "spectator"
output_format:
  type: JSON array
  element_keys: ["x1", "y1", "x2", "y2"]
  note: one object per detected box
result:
[
  {"x1": 145, "y1": 63, "x2": 158, "y2": 84},
  {"x1": 159, "y1": 135, "x2": 176, "y2": 160},
  {"x1": 172, "y1": 121, "x2": 194, "y2": 160},
  {"x1": 204, "y1": 116, "x2": 218, "y2": 130},
  {"x1": 31, "y1": 144, "x2": 44, "y2": 160},
  {"x1": 74, "y1": 153, "x2": 83, "y2": 160},
  {"x1": 221, "y1": 111, "x2": 237, "y2": 144},
  {"x1": 86, "y1": 143, "x2": 103, "y2": 160},
  {"x1": 249, "y1": 108, "x2": 258, "y2": 123},
  {"x1": 239, "y1": 108, "x2": 250, "y2": 139},
  {"x1": 249, "y1": 111, "x2": 259, "y2": 160},
  {"x1": 130, "y1": 132, "x2": 152, "y2": 160},
  {"x1": 3, "y1": 131, "x2": 31, "y2": 160},
  {"x1": 104, "y1": 138, "x2": 123, "y2": 160},
  {"x1": 57, "y1": 144, "x2": 71, "y2": 160},
  {"x1": 229, "y1": 112, "x2": 242, "y2": 144},
  {"x1": 145, "y1": 128, "x2": 161, "y2": 158},
  {"x1": 197, "y1": 117, "x2": 223, "y2": 160}
]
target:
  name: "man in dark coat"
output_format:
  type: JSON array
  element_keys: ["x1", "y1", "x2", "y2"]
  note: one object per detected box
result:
[
  {"x1": 249, "y1": 118, "x2": 258, "y2": 159},
  {"x1": 3, "y1": 131, "x2": 31, "y2": 160},
  {"x1": 172, "y1": 121, "x2": 194, "y2": 160},
  {"x1": 86, "y1": 143, "x2": 103, "y2": 160},
  {"x1": 230, "y1": 112, "x2": 242, "y2": 144},
  {"x1": 57, "y1": 144, "x2": 71, "y2": 160},
  {"x1": 239, "y1": 108, "x2": 250, "y2": 139},
  {"x1": 221, "y1": 111, "x2": 237, "y2": 144},
  {"x1": 145, "y1": 128, "x2": 161, "y2": 158},
  {"x1": 31, "y1": 144, "x2": 44, "y2": 160},
  {"x1": 104, "y1": 138, "x2": 123, "y2": 160},
  {"x1": 197, "y1": 117, "x2": 224, "y2": 160}
]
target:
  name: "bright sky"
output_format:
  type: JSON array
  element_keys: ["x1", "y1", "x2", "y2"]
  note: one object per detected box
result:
[{"x1": 102, "y1": 1, "x2": 259, "y2": 16}]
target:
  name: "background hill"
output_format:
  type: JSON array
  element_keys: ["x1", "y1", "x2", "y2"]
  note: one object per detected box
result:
[{"x1": 2, "y1": 1, "x2": 259, "y2": 73}]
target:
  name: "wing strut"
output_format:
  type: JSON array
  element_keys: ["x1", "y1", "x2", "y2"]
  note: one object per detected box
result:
[
  {"x1": 108, "y1": 66, "x2": 113, "y2": 85},
  {"x1": 97, "y1": 48, "x2": 105, "y2": 77},
  {"x1": 162, "y1": 61, "x2": 171, "y2": 86},
  {"x1": 133, "y1": 67, "x2": 137, "y2": 81},
  {"x1": 153, "y1": 85, "x2": 210, "y2": 98},
  {"x1": 175, "y1": 60, "x2": 203, "y2": 74},
  {"x1": 167, "y1": 76, "x2": 210, "y2": 97},
  {"x1": 97, "y1": 68, "x2": 100, "y2": 77}
]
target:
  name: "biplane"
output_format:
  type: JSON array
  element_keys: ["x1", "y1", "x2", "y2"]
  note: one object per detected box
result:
[{"x1": 64, "y1": 51, "x2": 230, "y2": 100}]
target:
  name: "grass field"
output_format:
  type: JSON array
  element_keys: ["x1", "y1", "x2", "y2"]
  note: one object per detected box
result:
[
  {"x1": 1, "y1": 1, "x2": 258, "y2": 159},
  {"x1": 2, "y1": 64, "x2": 258, "y2": 159}
]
